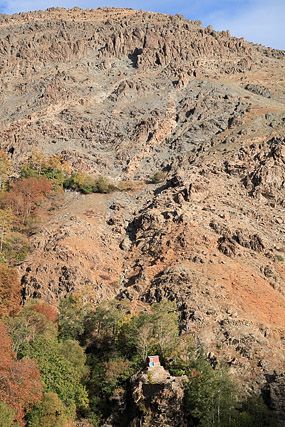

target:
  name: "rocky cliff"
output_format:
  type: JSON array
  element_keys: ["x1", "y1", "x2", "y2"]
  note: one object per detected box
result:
[
  {"x1": 0, "y1": 6, "x2": 284, "y2": 424},
  {"x1": 129, "y1": 364, "x2": 188, "y2": 426}
]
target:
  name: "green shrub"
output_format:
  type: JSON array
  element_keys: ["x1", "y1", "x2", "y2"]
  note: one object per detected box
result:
[
  {"x1": 94, "y1": 176, "x2": 115, "y2": 193},
  {"x1": 117, "y1": 180, "x2": 142, "y2": 191},
  {"x1": 63, "y1": 172, "x2": 95, "y2": 193},
  {"x1": 20, "y1": 164, "x2": 39, "y2": 179},
  {"x1": 150, "y1": 171, "x2": 166, "y2": 184},
  {"x1": 64, "y1": 174, "x2": 115, "y2": 194}
]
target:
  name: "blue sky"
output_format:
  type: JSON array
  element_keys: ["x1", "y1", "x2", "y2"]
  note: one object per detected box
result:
[{"x1": 0, "y1": 0, "x2": 284, "y2": 50}]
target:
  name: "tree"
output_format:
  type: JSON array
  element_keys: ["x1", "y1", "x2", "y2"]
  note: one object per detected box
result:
[
  {"x1": 2, "y1": 176, "x2": 52, "y2": 228},
  {"x1": 135, "y1": 317, "x2": 154, "y2": 362},
  {"x1": 20, "y1": 151, "x2": 47, "y2": 178},
  {"x1": 26, "y1": 393, "x2": 69, "y2": 427},
  {"x1": 20, "y1": 151, "x2": 71, "y2": 185},
  {"x1": 87, "y1": 354, "x2": 135, "y2": 421},
  {"x1": 59, "y1": 339, "x2": 88, "y2": 379},
  {"x1": 119, "y1": 311, "x2": 155, "y2": 363},
  {"x1": 118, "y1": 301, "x2": 179, "y2": 363},
  {"x1": 0, "y1": 208, "x2": 14, "y2": 254},
  {"x1": 184, "y1": 352, "x2": 238, "y2": 427},
  {"x1": 0, "y1": 264, "x2": 21, "y2": 318},
  {"x1": 90, "y1": 300, "x2": 131, "y2": 353},
  {"x1": 31, "y1": 301, "x2": 58, "y2": 323},
  {"x1": 237, "y1": 395, "x2": 279, "y2": 427},
  {"x1": 101, "y1": 358, "x2": 135, "y2": 401},
  {"x1": 22, "y1": 336, "x2": 88, "y2": 418},
  {"x1": 43, "y1": 154, "x2": 71, "y2": 184},
  {"x1": 0, "y1": 320, "x2": 42, "y2": 426},
  {"x1": 152, "y1": 300, "x2": 179, "y2": 358},
  {"x1": 94, "y1": 300, "x2": 130, "y2": 336},
  {"x1": 0, "y1": 150, "x2": 12, "y2": 191},
  {"x1": 6, "y1": 300, "x2": 58, "y2": 353},
  {"x1": 58, "y1": 294, "x2": 86, "y2": 341}
]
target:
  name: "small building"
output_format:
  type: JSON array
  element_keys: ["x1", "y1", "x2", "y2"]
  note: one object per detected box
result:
[{"x1": 148, "y1": 355, "x2": 160, "y2": 367}]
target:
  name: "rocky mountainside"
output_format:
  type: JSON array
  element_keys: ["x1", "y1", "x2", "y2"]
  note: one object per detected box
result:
[{"x1": 0, "y1": 6, "x2": 284, "y2": 422}]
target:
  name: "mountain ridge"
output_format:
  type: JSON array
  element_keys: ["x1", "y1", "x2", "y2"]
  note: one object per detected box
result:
[{"x1": 0, "y1": 6, "x2": 284, "y2": 423}]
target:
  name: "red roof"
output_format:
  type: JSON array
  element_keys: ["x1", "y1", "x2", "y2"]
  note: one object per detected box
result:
[{"x1": 148, "y1": 356, "x2": 159, "y2": 362}]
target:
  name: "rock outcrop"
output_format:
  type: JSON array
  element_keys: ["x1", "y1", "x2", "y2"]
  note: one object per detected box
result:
[
  {"x1": 130, "y1": 364, "x2": 188, "y2": 426},
  {"x1": 264, "y1": 372, "x2": 285, "y2": 424}
]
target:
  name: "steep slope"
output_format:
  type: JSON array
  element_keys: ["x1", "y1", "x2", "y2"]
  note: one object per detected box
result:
[{"x1": 0, "y1": 6, "x2": 284, "y2": 415}]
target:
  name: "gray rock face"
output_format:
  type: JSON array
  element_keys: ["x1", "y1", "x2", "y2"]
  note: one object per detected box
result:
[
  {"x1": 245, "y1": 84, "x2": 272, "y2": 98},
  {"x1": 264, "y1": 373, "x2": 285, "y2": 424}
]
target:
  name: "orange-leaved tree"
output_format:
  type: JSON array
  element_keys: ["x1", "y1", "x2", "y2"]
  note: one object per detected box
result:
[
  {"x1": 0, "y1": 264, "x2": 21, "y2": 318},
  {"x1": 2, "y1": 177, "x2": 52, "y2": 228},
  {"x1": 32, "y1": 301, "x2": 58, "y2": 323},
  {"x1": 0, "y1": 320, "x2": 42, "y2": 426}
]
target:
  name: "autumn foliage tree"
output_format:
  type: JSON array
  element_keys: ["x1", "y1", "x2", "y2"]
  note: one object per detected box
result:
[
  {"x1": 31, "y1": 301, "x2": 58, "y2": 323},
  {"x1": 2, "y1": 177, "x2": 52, "y2": 228},
  {"x1": 0, "y1": 320, "x2": 42, "y2": 426},
  {"x1": 0, "y1": 264, "x2": 21, "y2": 318}
]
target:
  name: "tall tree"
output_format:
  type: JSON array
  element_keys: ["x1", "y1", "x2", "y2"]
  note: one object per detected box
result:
[
  {"x1": 120, "y1": 311, "x2": 155, "y2": 362},
  {"x1": 0, "y1": 150, "x2": 11, "y2": 191},
  {"x1": 20, "y1": 151, "x2": 47, "y2": 178},
  {"x1": 0, "y1": 208, "x2": 14, "y2": 254},
  {"x1": 6, "y1": 300, "x2": 58, "y2": 353},
  {"x1": 184, "y1": 353, "x2": 238, "y2": 427},
  {"x1": 0, "y1": 264, "x2": 21, "y2": 318},
  {"x1": 152, "y1": 300, "x2": 179, "y2": 358},
  {"x1": 58, "y1": 294, "x2": 88, "y2": 341},
  {"x1": 0, "y1": 320, "x2": 42, "y2": 426},
  {"x1": 44, "y1": 154, "x2": 71, "y2": 183}
]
